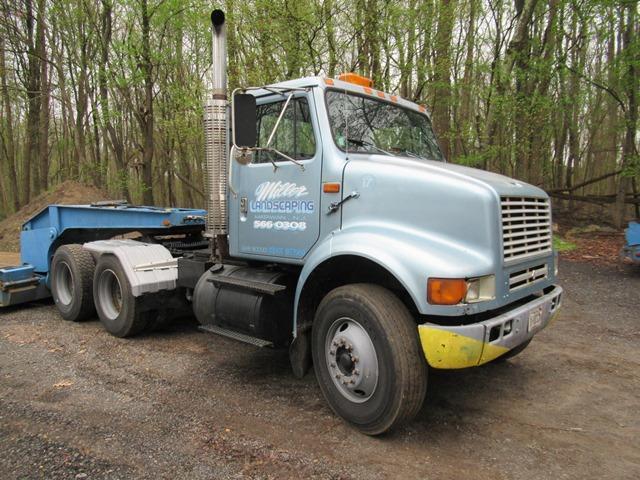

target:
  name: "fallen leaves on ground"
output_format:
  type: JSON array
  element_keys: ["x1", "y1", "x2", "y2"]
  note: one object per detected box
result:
[{"x1": 560, "y1": 232, "x2": 627, "y2": 265}]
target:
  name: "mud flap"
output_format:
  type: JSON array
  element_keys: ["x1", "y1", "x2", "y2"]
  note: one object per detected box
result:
[{"x1": 289, "y1": 330, "x2": 311, "y2": 378}]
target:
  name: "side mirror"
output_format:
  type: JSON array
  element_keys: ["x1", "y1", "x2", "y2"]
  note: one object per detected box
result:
[{"x1": 233, "y1": 93, "x2": 257, "y2": 148}]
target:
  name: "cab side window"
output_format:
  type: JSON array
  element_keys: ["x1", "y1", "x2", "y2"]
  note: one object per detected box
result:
[{"x1": 255, "y1": 97, "x2": 316, "y2": 164}]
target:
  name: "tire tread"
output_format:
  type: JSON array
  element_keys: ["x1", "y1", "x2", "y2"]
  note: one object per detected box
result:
[
  {"x1": 52, "y1": 244, "x2": 96, "y2": 321},
  {"x1": 314, "y1": 283, "x2": 427, "y2": 435},
  {"x1": 93, "y1": 255, "x2": 150, "y2": 337}
]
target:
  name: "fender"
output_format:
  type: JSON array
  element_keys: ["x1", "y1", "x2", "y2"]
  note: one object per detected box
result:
[
  {"x1": 83, "y1": 240, "x2": 178, "y2": 296},
  {"x1": 293, "y1": 223, "x2": 496, "y2": 335}
]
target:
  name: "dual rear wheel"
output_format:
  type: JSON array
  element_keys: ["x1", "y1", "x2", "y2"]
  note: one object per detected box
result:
[
  {"x1": 50, "y1": 245, "x2": 96, "y2": 322},
  {"x1": 50, "y1": 245, "x2": 149, "y2": 337},
  {"x1": 92, "y1": 255, "x2": 150, "y2": 337}
]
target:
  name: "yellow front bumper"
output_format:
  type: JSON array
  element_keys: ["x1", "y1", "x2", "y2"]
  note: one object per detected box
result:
[{"x1": 418, "y1": 285, "x2": 563, "y2": 369}]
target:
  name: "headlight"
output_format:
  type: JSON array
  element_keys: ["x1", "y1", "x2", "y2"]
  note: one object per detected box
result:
[{"x1": 465, "y1": 275, "x2": 495, "y2": 303}]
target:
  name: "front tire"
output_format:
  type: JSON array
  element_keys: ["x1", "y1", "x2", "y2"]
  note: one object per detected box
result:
[
  {"x1": 311, "y1": 284, "x2": 427, "y2": 435},
  {"x1": 93, "y1": 255, "x2": 150, "y2": 337},
  {"x1": 50, "y1": 244, "x2": 96, "y2": 322}
]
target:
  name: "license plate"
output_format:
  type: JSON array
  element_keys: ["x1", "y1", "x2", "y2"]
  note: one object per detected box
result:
[{"x1": 528, "y1": 308, "x2": 543, "y2": 332}]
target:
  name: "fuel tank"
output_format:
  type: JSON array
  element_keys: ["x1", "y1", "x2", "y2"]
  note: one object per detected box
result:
[{"x1": 192, "y1": 264, "x2": 294, "y2": 347}]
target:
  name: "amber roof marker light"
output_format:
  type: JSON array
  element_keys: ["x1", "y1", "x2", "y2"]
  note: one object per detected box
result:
[{"x1": 338, "y1": 73, "x2": 373, "y2": 88}]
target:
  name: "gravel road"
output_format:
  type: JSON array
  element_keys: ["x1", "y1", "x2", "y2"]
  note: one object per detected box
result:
[{"x1": 1, "y1": 259, "x2": 639, "y2": 479}]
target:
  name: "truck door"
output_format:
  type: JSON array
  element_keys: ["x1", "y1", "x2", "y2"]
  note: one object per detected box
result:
[{"x1": 233, "y1": 92, "x2": 321, "y2": 260}]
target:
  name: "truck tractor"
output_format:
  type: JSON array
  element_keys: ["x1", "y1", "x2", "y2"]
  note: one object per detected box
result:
[{"x1": 0, "y1": 10, "x2": 562, "y2": 435}]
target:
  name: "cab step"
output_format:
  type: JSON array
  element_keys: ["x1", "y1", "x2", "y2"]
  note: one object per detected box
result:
[{"x1": 199, "y1": 324, "x2": 273, "y2": 347}]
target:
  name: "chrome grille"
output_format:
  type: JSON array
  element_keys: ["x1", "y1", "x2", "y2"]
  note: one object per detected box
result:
[
  {"x1": 509, "y1": 264, "x2": 548, "y2": 291},
  {"x1": 501, "y1": 197, "x2": 552, "y2": 262}
]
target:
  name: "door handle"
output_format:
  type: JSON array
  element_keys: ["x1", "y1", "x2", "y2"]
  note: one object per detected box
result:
[{"x1": 327, "y1": 191, "x2": 359, "y2": 214}]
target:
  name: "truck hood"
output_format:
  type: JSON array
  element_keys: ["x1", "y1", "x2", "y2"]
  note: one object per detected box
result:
[
  {"x1": 340, "y1": 154, "x2": 550, "y2": 276},
  {"x1": 338, "y1": 154, "x2": 556, "y2": 316},
  {"x1": 388, "y1": 156, "x2": 547, "y2": 198}
]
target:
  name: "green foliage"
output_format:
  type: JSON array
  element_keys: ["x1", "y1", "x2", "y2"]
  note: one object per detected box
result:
[
  {"x1": 553, "y1": 235, "x2": 578, "y2": 252},
  {"x1": 0, "y1": 0, "x2": 636, "y2": 216},
  {"x1": 455, "y1": 152, "x2": 485, "y2": 168}
]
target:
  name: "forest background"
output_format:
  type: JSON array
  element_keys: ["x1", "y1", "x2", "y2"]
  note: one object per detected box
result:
[{"x1": 0, "y1": 0, "x2": 637, "y2": 226}]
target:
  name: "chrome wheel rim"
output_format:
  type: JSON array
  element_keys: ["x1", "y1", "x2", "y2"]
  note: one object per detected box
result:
[
  {"x1": 97, "y1": 269, "x2": 122, "y2": 321},
  {"x1": 325, "y1": 317, "x2": 378, "y2": 403},
  {"x1": 54, "y1": 261, "x2": 74, "y2": 306}
]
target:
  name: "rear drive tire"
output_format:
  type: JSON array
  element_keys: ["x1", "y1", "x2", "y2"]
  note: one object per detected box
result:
[
  {"x1": 312, "y1": 284, "x2": 427, "y2": 435},
  {"x1": 492, "y1": 339, "x2": 532, "y2": 363},
  {"x1": 51, "y1": 244, "x2": 96, "y2": 322},
  {"x1": 93, "y1": 255, "x2": 150, "y2": 337}
]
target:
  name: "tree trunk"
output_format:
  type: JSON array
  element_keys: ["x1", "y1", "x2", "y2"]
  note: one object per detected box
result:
[
  {"x1": 139, "y1": 0, "x2": 155, "y2": 205},
  {"x1": 98, "y1": 0, "x2": 130, "y2": 201},
  {"x1": 458, "y1": 0, "x2": 477, "y2": 157},
  {"x1": 37, "y1": 0, "x2": 49, "y2": 193},
  {"x1": 0, "y1": 37, "x2": 20, "y2": 211},
  {"x1": 73, "y1": 38, "x2": 88, "y2": 180},
  {"x1": 614, "y1": 2, "x2": 638, "y2": 227},
  {"x1": 23, "y1": 0, "x2": 42, "y2": 204},
  {"x1": 325, "y1": 0, "x2": 337, "y2": 77},
  {"x1": 431, "y1": 0, "x2": 457, "y2": 160}
]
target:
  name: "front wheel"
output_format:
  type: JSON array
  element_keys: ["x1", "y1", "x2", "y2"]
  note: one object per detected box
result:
[{"x1": 311, "y1": 284, "x2": 427, "y2": 435}]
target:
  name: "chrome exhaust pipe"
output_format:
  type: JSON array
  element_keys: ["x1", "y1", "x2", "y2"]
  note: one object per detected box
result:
[
  {"x1": 204, "y1": 9, "x2": 228, "y2": 245},
  {"x1": 210, "y1": 9, "x2": 227, "y2": 94}
]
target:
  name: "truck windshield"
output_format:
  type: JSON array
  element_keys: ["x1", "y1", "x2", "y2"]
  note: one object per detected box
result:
[{"x1": 326, "y1": 90, "x2": 444, "y2": 161}]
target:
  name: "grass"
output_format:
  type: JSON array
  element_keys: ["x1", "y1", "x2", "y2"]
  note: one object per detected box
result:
[{"x1": 553, "y1": 235, "x2": 578, "y2": 252}]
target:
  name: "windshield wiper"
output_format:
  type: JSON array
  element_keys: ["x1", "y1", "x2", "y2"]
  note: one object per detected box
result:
[
  {"x1": 346, "y1": 138, "x2": 395, "y2": 157},
  {"x1": 397, "y1": 149, "x2": 426, "y2": 160}
]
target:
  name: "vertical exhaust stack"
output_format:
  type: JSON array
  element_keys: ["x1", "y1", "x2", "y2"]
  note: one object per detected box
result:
[{"x1": 204, "y1": 9, "x2": 228, "y2": 258}]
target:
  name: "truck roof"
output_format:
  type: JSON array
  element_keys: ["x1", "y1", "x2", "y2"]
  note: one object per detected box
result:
[{"x1": 254, "y1": 76, "x2": 431, "y2": 117}]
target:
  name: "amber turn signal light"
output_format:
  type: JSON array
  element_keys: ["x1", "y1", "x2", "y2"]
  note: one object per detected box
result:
[
  {"x1": 323, "y1": 182, "x2": 341, "y2": 193},
  {"x1": 427, "y1": 278, "x2": 467, "y2": 305}
]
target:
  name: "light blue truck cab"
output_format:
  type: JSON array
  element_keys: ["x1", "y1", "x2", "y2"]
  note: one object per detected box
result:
[
  {"x1": 206, "y1": 72, "x2": 562, "y2": 434},
  {"x1": 228, "y1": 75, "x2": 562, "y2": 366}
]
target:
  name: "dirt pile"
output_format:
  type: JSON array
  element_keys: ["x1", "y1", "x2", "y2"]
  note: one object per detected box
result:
[{"x1": 0, "y1": 181, "x2": 111, "y2": 252}]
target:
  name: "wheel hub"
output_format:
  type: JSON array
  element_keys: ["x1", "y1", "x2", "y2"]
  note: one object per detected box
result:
[
  {"x1": 325, "y1": 318, "x2": 378, "y2": 403},
  {"x1": 336, "y1": 347, "x2": 355, "y2": 375}
]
